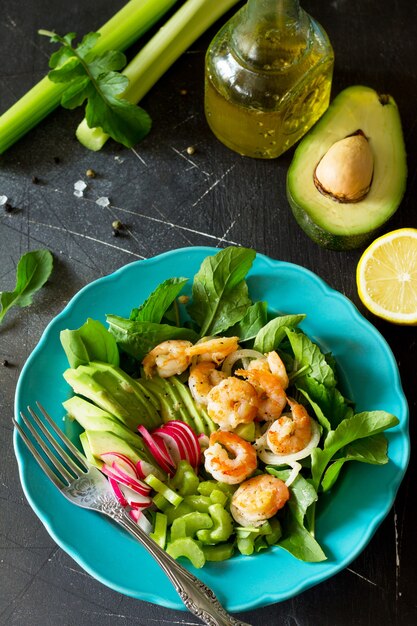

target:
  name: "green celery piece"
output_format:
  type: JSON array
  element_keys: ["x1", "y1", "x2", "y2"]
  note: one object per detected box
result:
[
  {"x1": 150, "y1": 512, "x2": 168, "y2": 549},
  {"x1": 76, "y1": 0, "x2": 241, "y2": 150},
  {"x1": 145, "y1": 474, "x2": 183, "y2": 507},
  {"x1": 196, "y1": 503, "x2": 234, "y2": 544},
  {"x1": 0, "y1": 0, "x2": 178, "y2": 154},
  {"x1": 166, "y1": 537, "x2": 205, "y2": 568},
  {"x1": 0, "y1": 250, "x2": 53, "y2": 324},
  {"x1": 170, "y1": 512, "x2": 213, "y2": 541},
  {"x1": 183, "y1": 495, "x2": 212, "y2": 513},
  {"x1": 202, "y1": 543, "x2": 234, "y2": 562},
  {"x1": 169, "y1": 460, "x2": 200, "y2": 496}
]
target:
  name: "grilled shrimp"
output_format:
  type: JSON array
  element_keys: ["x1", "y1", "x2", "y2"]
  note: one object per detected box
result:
[
  {"x1": 230, "y1": 474, "x2": 290, "y2": 527},
  {"x1": 204, "y1": 431, "x2": 257, "y2": 484},
  {"x1": 142, "y1": 340, "x2": 193, "y2": 378},
  {"x1": 247, "y1": 351, "x2": 289, "y2": 390},
  {"x1": 235, "y1": 367, "x2": 287, "y2": 421},
  {"x1": 188, "y1": 361, "x2": 227, "y2": 405},
  {"x1": 267, "y1": 397, "x2": 312, "y2": 455},
  {"x1": 206, "y1": 376, "x2": 259, "y2": 430},
  {"x1": 186, "y1": 336, "x2": 239, "y2": 365}
]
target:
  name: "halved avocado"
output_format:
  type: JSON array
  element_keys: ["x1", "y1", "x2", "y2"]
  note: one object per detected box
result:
[{"x1": 286, "y1": 85, "x2": 407, "y2": 250}]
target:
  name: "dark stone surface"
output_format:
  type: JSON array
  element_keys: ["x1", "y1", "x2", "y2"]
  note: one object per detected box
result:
[{"x1": 1, "y1": 0, "x2": 416, "y2": 624}]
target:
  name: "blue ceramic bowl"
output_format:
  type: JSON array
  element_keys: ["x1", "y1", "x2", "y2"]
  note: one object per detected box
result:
[{"x1": 14, "y1": 247, "x2": 409, "y2": 612}]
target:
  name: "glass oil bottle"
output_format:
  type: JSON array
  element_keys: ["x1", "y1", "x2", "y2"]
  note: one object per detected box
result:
[{"x1": 204, "y1": 0, "x2": 334, "y2": 158}]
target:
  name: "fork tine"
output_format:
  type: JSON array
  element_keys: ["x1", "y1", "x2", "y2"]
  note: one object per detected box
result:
[
  {"x1": 36, "y1": 402, "x2": 89, "y2": 471},
  {"x1": 13, "y1": 418, "x2": 65, "y2": 490},
  {"x1": 19, "y1": 410, "x2": 76, "y2": 485},
  {"x1": 27, "y1": 406, "x2": 85, "y2": 478}
]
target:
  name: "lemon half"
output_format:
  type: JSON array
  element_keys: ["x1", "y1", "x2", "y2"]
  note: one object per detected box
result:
[{"x1": 356, "y1": 228, "x2": 417, "y2": 325}]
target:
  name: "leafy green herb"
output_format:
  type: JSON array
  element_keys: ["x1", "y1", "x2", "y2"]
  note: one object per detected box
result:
[
  {"x1": 187, "y1": 246, "x2": 256, "y2": 337},
  {"x1": 0, "y1": 249, "x2": 53, "y2": 325},
  {"x1": 130, "y1": 277, "x2": 188, "y2": 323},
  {"x1": 226, "y1": 301, "x2": 268, "y2": 341},
  {"x1": 253, "y1": 314, "x2": 305, "y2": 353},
  {"x1": 40, "y1": 30, "x2": 151, "y2": 148},
  {"x1": 60, "y1": 318, "x2": 119, "y2": 368},
  {"x1": 106, "y1": 314, "x2": 198, "y2": 361},
  {"x1": 311, "y1": 410, "x2": 399, "y2": 490}
]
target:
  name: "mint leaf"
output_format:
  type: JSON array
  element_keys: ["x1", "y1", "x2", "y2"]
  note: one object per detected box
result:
[
  {"x1": 227, "y1": 301, "x2": 268, "y2": 341},
  {"x1": 0, "y1": 249, "x2": 53, "y2": 324},
  {"x1": 187, "y1": 246, "x2": 256, "y2": 337},
  {"x1": 41, "y1": 30, "x2": 151, "y2": 148}
]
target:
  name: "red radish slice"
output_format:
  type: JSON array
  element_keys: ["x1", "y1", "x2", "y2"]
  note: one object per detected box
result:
[
  {"x1": 110, "y1": 462, "x2": 151, "y2": 495},
  {"x1": 101, "y1": 464, "x2": 151, "y2": 496},
  {"x1": 161, "y1": 421, "x2": 200, "y2": 468},
  {"x1": 100, "y1": 452, "x2": 138, "y2": 478},
  {"x1": 108, "y1": 477, "x2": 128, "y2": 507},
  {"x1": 138, "y1": 425, "x2": 176, "y2": 474},
  {"x1": 129, "y1": 509, "x2": 153, "y2": 533},
  {"x1": 119, "y1": 484, "x2": 152, "y2": 508}
]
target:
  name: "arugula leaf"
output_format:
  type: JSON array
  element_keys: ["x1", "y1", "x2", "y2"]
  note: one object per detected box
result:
[
  {"x1": 60, "y1": 318, "x2": 119, "y2": 368},
  {"x1": 253, "y1": 314, "x2": 305, "y2": 353},
  {"x1": 40, "y1": 30, "x2": 151, "y2": 148},
  {"x1": 0, "y1": 249, "x2": 53, "y2": 324},
  {"x1": 187, "y1": 247, "x2": 256, "y2": 337},
  {"x1": 226, "y1": 301, "x2": 268, "y2": 341},
  {"x1": 311, "y1": 410, "x2": 399, "y2": 489},
  {"x1": 130, "y1": 277, "x2": 188, "y2": 323},
  {"x1": 320, "y1": 434, "x2": 389, "y2": 492},
  {"x1": 106, "y1": 314, "x2": 198, "y2": 361}
]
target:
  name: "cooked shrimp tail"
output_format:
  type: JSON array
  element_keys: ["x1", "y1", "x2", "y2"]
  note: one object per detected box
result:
[{"x1": 142, "y1": 340, "x2": 193, "y2": 378}]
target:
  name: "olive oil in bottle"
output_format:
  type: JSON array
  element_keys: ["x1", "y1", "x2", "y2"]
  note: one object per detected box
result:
[{"x1": 204, "y1": 0, "x2": 334, "y2": 159}]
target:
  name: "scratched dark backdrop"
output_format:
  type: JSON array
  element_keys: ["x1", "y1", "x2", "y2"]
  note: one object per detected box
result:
[{"x1": 1, "y1": 0, "x2": 416, "y2": 625}]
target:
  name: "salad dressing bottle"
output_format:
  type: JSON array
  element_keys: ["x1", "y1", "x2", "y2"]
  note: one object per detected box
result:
[{"x1": 204, "y1": 0, "x2": 334, "y2": 158}]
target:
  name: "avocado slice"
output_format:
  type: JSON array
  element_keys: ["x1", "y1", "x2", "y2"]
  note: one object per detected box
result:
[
  {"x1": 286, "y1": 85, "x2": 407, "y2": 250},
  {"x1": 63, "y1": 396, "x2": 149, "y2": 453}
]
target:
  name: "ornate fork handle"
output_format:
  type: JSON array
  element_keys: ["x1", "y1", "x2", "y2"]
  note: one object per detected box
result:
[{"x1": 103, "y1": 501, "x2": 251, "y2": 626}]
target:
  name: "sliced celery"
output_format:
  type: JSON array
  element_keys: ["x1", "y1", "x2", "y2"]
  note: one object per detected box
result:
[
  {"x1": 145, "y1": 473, "x2": 183, "y2": 506},
  {"x1": 0, "y1": 0, "x2": 178, "y2": 154},
  {"x1": 150, "y1": 512, "x2": 168, "y2": 548},
  {"x1": 76, "y1": 0, "x2": 241, "y2": 151}
]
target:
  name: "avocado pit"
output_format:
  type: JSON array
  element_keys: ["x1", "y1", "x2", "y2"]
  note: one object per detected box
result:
[{"x1": 313, "y1": 130, "x2": 374, "y2": 203}]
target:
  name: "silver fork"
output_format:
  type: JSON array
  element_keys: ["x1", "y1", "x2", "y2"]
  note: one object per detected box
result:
[{"x1": 14, "y1": 403, "x2": 252, "y2": 626}]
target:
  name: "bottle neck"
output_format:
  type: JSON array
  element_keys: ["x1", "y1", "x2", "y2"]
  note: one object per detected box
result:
[{"x1": 231, "y1": 0, "x2": 311, "y2": 70}]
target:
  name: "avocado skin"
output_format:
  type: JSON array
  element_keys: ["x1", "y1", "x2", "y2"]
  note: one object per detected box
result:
[
  {"x1": 287, "y1": 185, "x2": 381, "y2": 251},
  {"x1": 286, "y1": 85, "x2": 407, "y2": 250}
]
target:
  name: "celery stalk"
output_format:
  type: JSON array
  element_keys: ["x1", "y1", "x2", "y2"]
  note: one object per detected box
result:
[
  {"x1": 0, "y1": 0, "x2": 178, "y2": 154},
  {"x1": 76, "y1": 0, "x2": 240, "y2": 151}
]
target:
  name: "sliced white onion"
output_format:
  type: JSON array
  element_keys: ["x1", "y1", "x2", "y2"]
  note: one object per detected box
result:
[
  {"x1": 221, "y1": 349, "x2": 265, "y2": 376},
  {"x1": 256, "y1": 419, "x2": 321, "y2": 465},
  {"x1": 285, "y1": 462, "x2": 302, "y2": 487}
]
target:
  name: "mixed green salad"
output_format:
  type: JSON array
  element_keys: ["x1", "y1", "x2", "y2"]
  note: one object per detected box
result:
[{"x1": 60, "y1": 247, "x2": 399, "y2": 567}]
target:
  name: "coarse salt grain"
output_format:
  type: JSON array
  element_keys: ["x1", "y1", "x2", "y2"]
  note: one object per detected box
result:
[
  {"x1": 0, "y1": 195, "x2": 8, "y2": 206},
  {"x1": 74, "y1": 180, "x2": 87, "y2": 191},
  {"x1": 96, "y1": 196, "x2": 110, "y2": 207},
  {"x1": 74, "y1": 190, "x2": 84, "y2": 198}
]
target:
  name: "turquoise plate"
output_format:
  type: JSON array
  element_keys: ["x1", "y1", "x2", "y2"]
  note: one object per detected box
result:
[{"x1": 14, "y1": 247, "x2": 409, "y2": 612}]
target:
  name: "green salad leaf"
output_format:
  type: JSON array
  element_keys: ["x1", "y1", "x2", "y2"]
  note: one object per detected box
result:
[
  {"x1": 130, "y1": 277, "x2": 188, "y2": 323},
  {"x1": 0, "y1": 249, "x2": 53, "y2": 325},
  {"x1": 187, "y1": 246, "x2": 256, "y2": 337},
  {"x1": 311, "y1": 410, "x2": 399, "y2": 490},
  {"x1": 107, "y1": 314, "x2": 198, "y2": 361},
  {"x1": 226, "y1": 301, "x2": 268, "y2": 341},
  {"x1": 40, "y1": 30, "x2": 151, "y2": 148},
  {"x1": 253, "y1": 314, "x2": 305, "y2": 352},
  {"x1": 60, "y1": 318, "x2": 119, "y2": 368}
]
